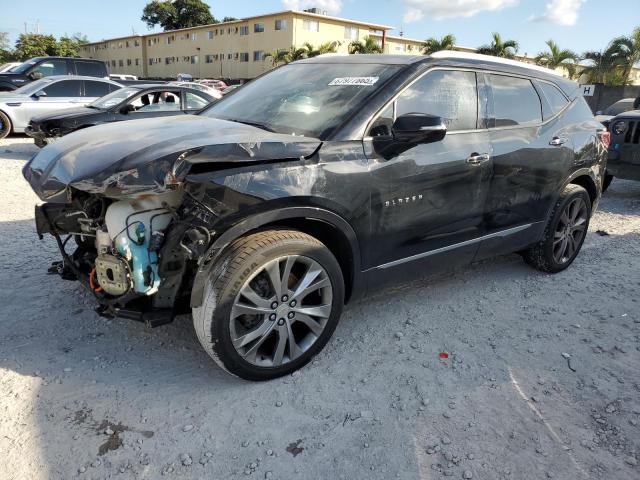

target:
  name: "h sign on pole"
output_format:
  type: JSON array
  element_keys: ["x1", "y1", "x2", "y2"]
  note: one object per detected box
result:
[{"x1": 581, "y1": 84, "x2": 595, "y2": 97}]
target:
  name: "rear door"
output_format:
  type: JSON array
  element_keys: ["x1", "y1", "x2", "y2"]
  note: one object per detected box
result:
[
  {"x1": 478, "y1": 73, "x2": 574, "y2": 256},
  {"x1": 366, "y1": 68, "x2": 493, "y2": 271}
]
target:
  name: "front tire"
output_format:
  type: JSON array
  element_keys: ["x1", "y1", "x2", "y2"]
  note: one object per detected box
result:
[
  {"x1": 0, "y1": 111, "x2": 11, "y2": 139},
  {"x1": 192, "y1": 230, "x2": 344, "y2": 381},
  {"x1": 523, "y1": 184, "x2": 591, "y2": 273}
]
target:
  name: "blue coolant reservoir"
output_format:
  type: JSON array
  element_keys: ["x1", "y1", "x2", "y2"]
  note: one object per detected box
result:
[{"x1": 104, "y1": 192, "x2": 182, "y2": 295}]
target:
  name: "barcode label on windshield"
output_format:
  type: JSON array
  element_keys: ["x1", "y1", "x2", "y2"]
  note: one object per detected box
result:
[{"x1": 328, "y1": 77, "x2": 379, "y2": 86}]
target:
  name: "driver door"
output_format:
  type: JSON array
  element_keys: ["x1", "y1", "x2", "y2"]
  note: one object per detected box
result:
[{"x1": 366, "y1": 69, "x2": 493, "y2": 272}]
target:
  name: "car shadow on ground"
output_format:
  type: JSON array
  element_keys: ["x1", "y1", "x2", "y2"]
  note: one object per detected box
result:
[{"x1": 1, "y1": 215, "x2": 639, "y2": 479}]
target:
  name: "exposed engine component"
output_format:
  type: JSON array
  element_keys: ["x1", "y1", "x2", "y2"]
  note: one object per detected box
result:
[{"x1": 95, "y1": 254, "x2": 131, "y2": 296}]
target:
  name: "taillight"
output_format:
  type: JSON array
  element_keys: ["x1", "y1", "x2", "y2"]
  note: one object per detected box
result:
[{"x1": 598, "y1": 130, "x2": 611, "y2": 149}]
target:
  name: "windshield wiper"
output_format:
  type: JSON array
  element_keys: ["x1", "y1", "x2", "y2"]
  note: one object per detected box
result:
[{"x1": 225, "y1": 118, "x2": 275, "y2": 133}]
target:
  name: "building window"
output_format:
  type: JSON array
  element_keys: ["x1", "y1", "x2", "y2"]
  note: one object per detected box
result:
[
  {"x1": 191, "y1": 55, "x2": 199, "y2": 64},
  {"x1": 191, "y1": 33, "x2": 197, "y2": 41},
  {"x1": 134, "y1": 40, "x2": 140, "y2": 47},
  {"x1": 166, "y1": 36, "x2": 172, "y2": 45},
  {"x1": 135, "y1": 58, "x2": 139, "y2": 66},
  {"x1": 227, "y1": 53, "x2": 232, "y2": 59},
  {"x1": 254, "y1": 23, "x2": 264, "y2": 33},
  {"x1": 127, "y1": 59, "x2": 132, "y2": 66},
  {"x1": 239, "y1": 26, "x2": 249, "y2": 36},
  {"x1": 303, "y1": 20, "x2": 319, "y2": 32},
  {"x1": 148, "y1": 59, "x2": 153, "y2": 65},
  {"x1": 240, "y1": 52, "x2": 249, "y2": 62},
  {"x1": 253, "y1": 51, "x2": 264, "y2": 61},
  {"x1": 394, "y1": 43, "x2": 407, "y2": 52},
  {"x1": 165, "y1": 57, "x2": 174, "y2": 64},
  {"x1": 220, "y1": 28, "x2": 224, "y2": 35},
  {"x1": 234, "y1": 52, "x2": 239, "y2": 60},
  {"x1": 118, "y1": 42, "x2": 123, "y2": 48},
  {"x1": 344, "y1": 27, "x2": 359, "y2": 40},
  {"x1": 205, "y1": 54, "x2": 214, "y2": 63},
  {"x1": 125, "y1": 41, "x2": 130, "y2": 48},
  {"x1": 207, "y1": 31, "x2": 214, "y2": 39},
  {"x1": 111, "y1": 60, "x2": 116, "y2": 67},
  {"x1": 275, "y1": 19, "x2": 287, "y2": 30}
]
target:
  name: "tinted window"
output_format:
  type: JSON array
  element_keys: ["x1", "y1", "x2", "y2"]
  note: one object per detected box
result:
[
  {"x1": 185, "y1": 91, "x2": 210, "y2": 110},
  {"x1": 489, "y1": 75, "x2": 542, "y2": 127},
  {"x1": 132, "y1": 90, "x2": 182, "y2": 112},
  {"x1": 76, "y1": 60, "x2": 106, "y2": 77},
  {"x1": 396, "y1": 70, "x2": 478, "y2": 131},
  {"x1": 31, "y1": 59, "x2": 68, "y2": 76},
  {"x1": 84, "y1": 80, "x2": 111, "y2": 98},
  {"x1": 604, "y1": 100, "x2": 634, "y2": 116},
  {"x1": 539, "y1": 82, "x2": 569, "y2": 117},
  {"x1": 42, "y1": 80, "x2": 83, "y2": 97}
]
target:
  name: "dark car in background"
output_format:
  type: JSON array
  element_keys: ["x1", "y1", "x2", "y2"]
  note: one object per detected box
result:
[
  {"x1": 26, "y1": 84, "x2": 216, "y2": 147},
  {"x1": 0, "y1": 57, "x2": 108, "y2": 92},
  {"x1": 23, "y1": 52, "x2": 607, "y2": 380},
  {"x1": 605, "y1": 111, "x2": 640, "y2": 188}
]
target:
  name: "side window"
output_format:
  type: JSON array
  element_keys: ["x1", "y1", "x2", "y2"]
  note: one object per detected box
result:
[
  {"x1": 538, "y1": 82, "x2": 569, "y2": 118},
  {"x1": 84, "y1": 80, "x2": 111, "y2": 98},
  {"x1": 489, "y1": 74, "x2": 542, "y2": 127},
  {"x1": 76, "y1": 61, "x2": 105, "y2": 77},
  {"x1": 42, "y1": 80, "x2": 83, "y2": 97},
  {"x1": 31, "y1": 59, "x2": 68, "y2": 77},
  {"x1": 185, "y1": 91, "x2": 211, "y2": 110},
  {"x1": 396, "y1": 70, "x2": 478, "y2": 131},
  {"x1": 134, "y1": 90, "x2": 182, "y2": 111}
]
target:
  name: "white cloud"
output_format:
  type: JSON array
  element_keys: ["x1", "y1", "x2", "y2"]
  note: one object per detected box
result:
[
  {"x1": 401, "y1": 0, "x2": 519, "y2": 23},
  {"x1": 532, "y1": 0, "x2": 585, "y2": 26},
  {"x1": 282, "y1": 0, "x2": 343, "y2": 15}
]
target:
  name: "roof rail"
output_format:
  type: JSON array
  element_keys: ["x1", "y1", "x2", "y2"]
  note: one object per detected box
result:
[{"x1": 430, "y1": 50, "x2": 562, "y2": 77}]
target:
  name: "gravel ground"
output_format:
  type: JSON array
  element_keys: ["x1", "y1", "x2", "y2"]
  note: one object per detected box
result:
[{"x1": 1, "y1": 135, "x2": 639, "y2": 480}]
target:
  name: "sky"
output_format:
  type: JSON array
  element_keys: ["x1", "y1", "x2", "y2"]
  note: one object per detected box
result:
[{"x1": 1, "y1": 0, "x2": 639, "y2": 57}]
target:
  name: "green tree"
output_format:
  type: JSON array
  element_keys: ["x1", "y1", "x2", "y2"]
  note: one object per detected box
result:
[
  {"x1": 141, "y1": 0, "x2": 215, "y2": 31},
  {"x1": 14, "y1": 33, "x2": 57, "y2": 60},
  {"x1": 477, "y1": 32, "x2": 518, "y2": 58},
  {"x1": 54, "y1": 36, "x2": 86, "y2": 57},
  {"x1": 535, "y1": 40, "x2": 579, "y2": 78},
  {"x1": 348, "y1": 36, "x2": 382, "y2": 54},
  {"x1": 264, "y1": 46, "x2": 309, "y2": 66},
  {"x1": 303, "y1": 41, "x2": 338, "y2": 57},
  {"x1": 421, "y1": 34, "x2": 456, "y2": 55},
  {"x1": 581, "y1": 45, "x2": 627, "y2": 85},
  {"x1": 608, "y1": 27, "x2": 640, "y2": 85},
  {"x1": 222, "y1": 16, "x2": 238, "y2": 22},
  {"x1": 0, "y1": 32, "x2": 13, "y2": 63}
]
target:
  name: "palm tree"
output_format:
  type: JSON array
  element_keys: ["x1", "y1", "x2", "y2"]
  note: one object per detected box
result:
[
  {"x1": 477, "y1": 32, "x2": 518, "y2": 58},
  {"x1": 264, "y1": 46, "x2": 309, "y2": 66},
  {"x1": 535, "y1": 40, "x2": 579, "y2": 78},
  {"x1": 608, "y1": 27, "x2": 640, "y2": 85},
  {"x1": 421, "y1": 34, "x2": 456, "y2": 55},
  {"x1": 581, "y1": 46, "x2": 626, "y2": 85},
  {"x1": 264, "y1": 49, "x2": 289, "y2": 66},
  {"x1": 348, "y1": 36, "x2": 382, "y2": 54},
  {"x1": 303, "y1": 41, "x2": 339, "y2": 58}
]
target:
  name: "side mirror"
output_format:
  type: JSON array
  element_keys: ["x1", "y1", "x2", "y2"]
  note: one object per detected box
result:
[
  {"x1": 392, "y1": 113, "x2": 447, "y2": 144},
  {"x1": 120, "y1": 104, "x2": 135, "y2": 114},
  {"x1": 29, "y1": 71, "x2": 44, "y2": 80},
  {"x1": 33, "y1": 90, "x2": 47, "y2": 98},
  {"x1": 373, "y1": 113, "x2": 446, "y2": 160}
]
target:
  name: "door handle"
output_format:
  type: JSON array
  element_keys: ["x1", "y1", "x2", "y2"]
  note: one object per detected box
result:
[
  {"x1": 467, "y1": 153, "x2": 490, "y2": 165},
  {"x1": 549, "y1": 137, "x2": 567, "y2": 146}
]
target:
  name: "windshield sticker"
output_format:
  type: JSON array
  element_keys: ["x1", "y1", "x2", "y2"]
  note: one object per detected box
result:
[{"x1": 328, "y1": 77, "x2": 379, "y2": 86}]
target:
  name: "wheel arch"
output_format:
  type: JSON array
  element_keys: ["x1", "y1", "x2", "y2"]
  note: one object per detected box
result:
[
  {"x1": 566, "y1": 170, "x2": 599, "y2": 207},
  {"x1": 0, "y1": 108, "x2": 13, "y2": 134},
  {"x1": 190, "y1": 206, "x2": 363, "y2": 308}
]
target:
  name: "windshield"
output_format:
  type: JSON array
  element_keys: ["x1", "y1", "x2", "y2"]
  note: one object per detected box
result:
[
  {"x1": 12, "y1": 78, "x2": 54, "y2": 95},
  {"x1": 605, "y1": 101, "x2": 633, "y2": 116},
  {"x1": 202, "y1": 63, "x2": 402, "y2": 139},
  {"x1": 10, "y1": 59, "x2": 38, "y2": 74},
  {"x1": 90, "y1": 86, "x2": 141, "y2": 109}
]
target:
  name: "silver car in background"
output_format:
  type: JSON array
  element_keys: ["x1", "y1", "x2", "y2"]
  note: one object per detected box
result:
[{"x1": 0, "y1": 76, "x2": 121, "y2": 139}]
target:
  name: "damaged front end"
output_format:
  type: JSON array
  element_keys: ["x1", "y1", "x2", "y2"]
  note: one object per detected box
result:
[{"x1": 23, "y1": 115, "x2": 320, "y2": 325}]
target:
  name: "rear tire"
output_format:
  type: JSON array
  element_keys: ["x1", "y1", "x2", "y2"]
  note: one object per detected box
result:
[
  {"x1": 0, "y1": 111, "x2": 11, "y2": 139},
  {"x1": 192, "y1": 229, "x2": 344, "y2": 381},
  {"x1": 523, "y1": 184, "x2": 591, "y2": 273}
]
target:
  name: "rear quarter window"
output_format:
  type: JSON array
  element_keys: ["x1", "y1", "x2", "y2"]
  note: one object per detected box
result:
[
  {"x1": 538, "y1": 82, "x2": 569, "y2": 118},
  {"x1": 76, "y1": 61, "x2": 106, "y2": 77},
  {"x1": 489, "y1": 74, "x2": 542, "y2": 127}
]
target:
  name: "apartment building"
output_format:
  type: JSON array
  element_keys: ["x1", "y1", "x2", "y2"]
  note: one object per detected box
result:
[{"x1": 80, "y1": 9, "x2": 394, "y2": 80}]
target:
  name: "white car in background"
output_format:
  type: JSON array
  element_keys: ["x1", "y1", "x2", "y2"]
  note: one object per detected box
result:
[
  {"x1": 169, "y1": 81, "x2": 222, "y2": 99},
  {"x1": 109, "y1": 74, "x2": 138, "y2": 81},
  {"x1": 0, "y1": 75, "x2": 121, "y2": 139},
  {"x1": 0, "y1": 62, "x2": 22, "y2": 73}
]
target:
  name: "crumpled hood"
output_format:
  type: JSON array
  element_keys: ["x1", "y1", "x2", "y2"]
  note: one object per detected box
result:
[{"x1": 22, "y1": 115, "x2": 321, "y2": 202}]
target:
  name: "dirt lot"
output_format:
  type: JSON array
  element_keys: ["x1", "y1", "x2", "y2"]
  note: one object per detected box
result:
[{"x1": 1, "y1": 136, "x2": 639, "y2": 480}]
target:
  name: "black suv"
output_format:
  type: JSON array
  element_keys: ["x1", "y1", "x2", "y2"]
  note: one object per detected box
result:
[
  {"x1": 23, "y1": 53, "x2": 607, "y2": 380},
  {"x1": 605, "y1": 111, "x2": 640, "y2": 188},
  {"x1": 0, "y1": 57, "x2": 108, "y2": 92}
]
